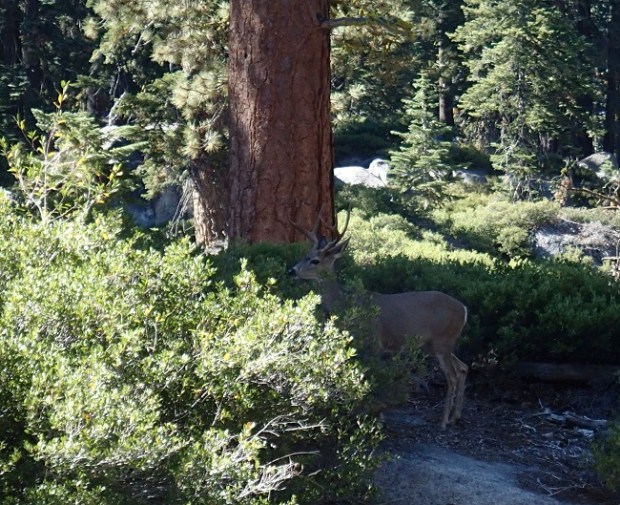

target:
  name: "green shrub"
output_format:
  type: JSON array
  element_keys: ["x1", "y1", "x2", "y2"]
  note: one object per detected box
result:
[
  {"x1": 431, "y1": 194, "x2": 559, "y2": 259},
  {"x1": 447, "y1": 143, "x2": 492, "y2": 172},
  {"x1": 338, "y1": 209, "x2": 620, "y2": 365},
  {"x1": 335, "y1": 184, "x2": 409, "y2": 220},
  {"x1": 560, "y1": 206, "x2": 620, "y2": 229},
  {"x1": 593, "y1": 415, "x2": 620, "y2": 491},
  {"x1": 0, "y1": 203, "x2": 380, "y2": 504},
  {"x1": 460, "y1": 257, "x2": 620, "y2": 364},
  {"x1": 0, "y1": 83, "x2": 139, "y2": 224}
]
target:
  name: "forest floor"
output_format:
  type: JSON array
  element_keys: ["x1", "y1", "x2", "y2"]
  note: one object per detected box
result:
[{"x1": 374, "y1": 368, "x2": 620, "y2": 505}]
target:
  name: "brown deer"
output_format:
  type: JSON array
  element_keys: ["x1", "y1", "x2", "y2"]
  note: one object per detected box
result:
[{"x1": 288, "y1": 209, "x2": 468, "y2": 429}]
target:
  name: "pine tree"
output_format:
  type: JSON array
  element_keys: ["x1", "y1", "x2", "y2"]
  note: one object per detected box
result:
[
  {"x1": 0, "y1": 0, "x2": 96, "y2": 183},
  {"x1": 89, "y1": 0, "x2": 229, "y2": 245},
  {"x1": 452, "y1": 0, "x2": 601, "y2": 178},
  {"x1": 390, "y1": 74, "x2": 453, "y2": 205}
]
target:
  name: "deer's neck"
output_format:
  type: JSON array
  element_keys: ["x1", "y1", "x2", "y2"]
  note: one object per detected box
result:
[{"x1": 318, "y1": 276, "x2": 344, "y2": 315}]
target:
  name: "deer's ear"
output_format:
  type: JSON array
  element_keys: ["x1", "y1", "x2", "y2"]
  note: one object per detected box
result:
[{"x1": 330, "y1": 237, "x2": 350, "y2": 258}]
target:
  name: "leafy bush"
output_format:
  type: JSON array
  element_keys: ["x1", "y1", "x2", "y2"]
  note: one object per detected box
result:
[
  {"x1": 593, "y1": 415, "x2": 620, "y2": 491},
  {"x1": 338, "y1": 208, "x2": 620, "y2": 365},
  {"x1": 215, "y1": 220, "x2": 426, "y2": 412},
  {"x1": 0, "y1": 83, "x2": 140, "y2": 224},
  {"x1": 0, "y1": 196, "x2": 380, "y2": 504},
  {"x1": 336, "y1": 185, "x2": 406, "y2": 220},
  {"x1": 561, "y1": 206, "x2": 620, "y2": 230},
  {"x1": 431, "y1": 193, "x2": 559, "y2": 258}
]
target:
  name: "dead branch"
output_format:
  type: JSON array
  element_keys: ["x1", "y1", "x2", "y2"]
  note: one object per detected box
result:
[
  {"x1": 515, "y1": 362, "x2": 620, "y2": 383},
  {"x1": 569, "y1": 186, "x2": 620, "y2": 208}
]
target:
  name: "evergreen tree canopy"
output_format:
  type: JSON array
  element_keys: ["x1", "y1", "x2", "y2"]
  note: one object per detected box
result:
[{"x1": 452, "y1": 0, "x2": 601, "y2": 174}]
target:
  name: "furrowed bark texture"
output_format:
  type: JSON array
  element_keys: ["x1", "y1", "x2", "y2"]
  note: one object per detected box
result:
[
  {"x1": 228, "y1": 0, "x2": 334, "y2": 244},
  {"x1": 191, "y1": 151, "x2": 228, "y2": 247}
]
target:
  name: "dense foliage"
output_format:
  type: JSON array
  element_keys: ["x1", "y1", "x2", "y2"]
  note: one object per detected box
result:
[
  {"x1": 0, "y1": 194, "x2": 384, "y2": 504},
  {"x1": 323, "y1": 206, "x2": 620, "y2": 366},
  {"x1": 2, "y1": 0, "x2": 620, "y2": 496},
  {"x1": 1, "y1": 0, "x2": 619, "y2": 189},
  {"x1": 593, "y1": 422, "x2": 620, "y2": 491},
  {"x1": 0, "y1": 83, "x2": 141, "y2": 224},
  {"x1": 452, "y1": 0, "x2": 601, "y2": 168}
]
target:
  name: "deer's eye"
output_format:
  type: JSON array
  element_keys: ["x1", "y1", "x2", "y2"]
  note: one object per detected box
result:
[{"x1": 310, "y1": 259, "x2": 320, "y2": 265}]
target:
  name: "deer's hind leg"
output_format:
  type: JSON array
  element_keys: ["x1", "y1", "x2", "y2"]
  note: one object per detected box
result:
[
  {"x1": 436, "y1": 353, "x2": 459, "y2": 429},
  {"x1": 451, "y1": 353, "x2": 468, "y2": 423}
]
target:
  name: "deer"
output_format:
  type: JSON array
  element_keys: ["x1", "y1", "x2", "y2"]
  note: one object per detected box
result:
[{"x1": 288, "y1": 209, "x2": 468, "y2": 429}]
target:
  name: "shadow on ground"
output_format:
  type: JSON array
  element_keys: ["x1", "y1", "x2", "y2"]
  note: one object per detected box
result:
[{"x1": 374, "y1": 373, "x2": 619, "y2": 505}]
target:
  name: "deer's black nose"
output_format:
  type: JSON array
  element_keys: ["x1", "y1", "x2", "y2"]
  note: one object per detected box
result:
[{"x1": 287, "y1": 268, "x2": 297, "y2": 277}]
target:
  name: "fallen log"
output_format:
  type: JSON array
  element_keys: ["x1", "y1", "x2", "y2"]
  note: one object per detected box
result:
[
  {"x1": 563, "y1": 412, "x2": 607, "y2": 430},
  {"x1": 537, "y1": 408, "x2": 607, "y2": 431},
  {"x1": 516, "y1": 362, "x2": 620, "y2": 383}
]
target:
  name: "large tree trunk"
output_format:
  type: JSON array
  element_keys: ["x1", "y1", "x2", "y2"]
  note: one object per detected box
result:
[
  {"x1": 438, "y1": 45, "x2": 454, "y2": 126},
  {"x1": 0, "y1": 0, "x2": 20, "y2": 65},
  {"x1": 191, "y1": 151, "x2": 228, "y2": 248},
  {"x1": 228, "y1": 0, "x2": 334, "y2": 244}
]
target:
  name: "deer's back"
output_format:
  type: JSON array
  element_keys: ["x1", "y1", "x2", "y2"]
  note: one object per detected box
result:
[{"x1": 372, "y1": 291, "x2": 467, "y2": 355}]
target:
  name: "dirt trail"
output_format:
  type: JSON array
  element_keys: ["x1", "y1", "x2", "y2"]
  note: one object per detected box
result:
[
  {"x1": 376, "y1": 443, "x2": 568, "y2": 505},
  {"x1": 374, "y1": 377, "x2": 619, "y2": 505}
]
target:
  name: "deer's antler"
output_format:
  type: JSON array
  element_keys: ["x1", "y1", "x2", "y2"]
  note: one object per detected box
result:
[
  {"x1": 288, "y1": 204, "x2": 325, "y2": 246},
  {"x1": 320, "y1": 207, "x2": 351, "y2": 249},
  {"x1": 289, "y1": 205, "x2": 351, "y2": 250}
]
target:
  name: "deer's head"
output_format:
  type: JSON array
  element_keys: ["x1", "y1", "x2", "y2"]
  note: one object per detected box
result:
[{"x1": 288, "y1": 208, "x2": 350, "y2": 280}]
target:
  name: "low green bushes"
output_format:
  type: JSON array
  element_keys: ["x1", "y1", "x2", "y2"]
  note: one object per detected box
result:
[
  {"x1": 593, "y1": 417, "x2": 620, "y2": 491},
  {"x1": 338, "y1": 209, "x2": 620, "y2": 365},
  {"x1": 4, "y1": 177, "x2": 620, "y2": 502},
  {"x1": 0, "y1": 194, "x2": 380, "y2": 504},
  {"x1": 431, "y1": 193, "x2": 560, "y2": 259}
]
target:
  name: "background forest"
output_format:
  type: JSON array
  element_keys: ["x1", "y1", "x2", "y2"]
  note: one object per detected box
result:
[{"x1": 1, "y1": 0, "x2": 620, "y2": 503}]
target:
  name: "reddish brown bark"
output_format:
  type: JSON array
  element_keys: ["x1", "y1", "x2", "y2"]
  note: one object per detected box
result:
[
  {"x1": 228, "y1": 0, "x2": 334, "y2": 244},
  {"x1": 191, "y1": 151, "x2": 228, "y2": 248}
]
